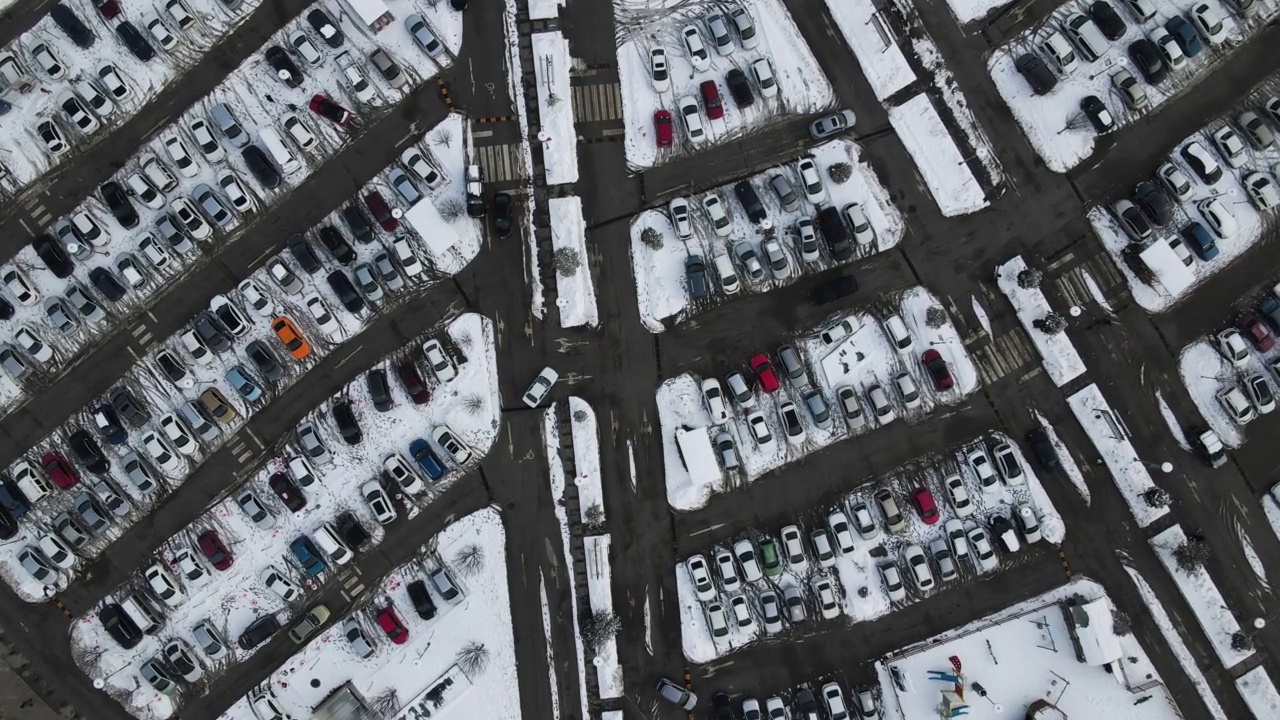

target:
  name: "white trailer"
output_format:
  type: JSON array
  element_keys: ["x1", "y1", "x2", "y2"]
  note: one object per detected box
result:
[
  {"x1": 341, "y1": 0, "x2": 394, "y2": 33},
  {"x1": 675, "y1": 426, "x2": 722, "y2": 488}
]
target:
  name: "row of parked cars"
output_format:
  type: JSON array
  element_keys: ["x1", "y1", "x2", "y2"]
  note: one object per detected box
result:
[
  {"x1": 1213, "y1": 302, "x2": 1279, "y2": 425},
  {"x1": 656, "y1": 678, "x2": 881, "y2": 720}
]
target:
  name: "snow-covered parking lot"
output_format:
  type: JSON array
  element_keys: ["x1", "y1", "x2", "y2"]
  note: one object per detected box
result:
[
  {"x1": 67, "y1": 313, "x2": 499, "y2": 720},
  {"x1": 614, "y1": 0, "x2": 834, "y2": 170},
  {"x1": 660, "y1": 287, "x2": 977, "y2": 511},
  {"x1": 629, "y1": 139, "x2": 902, "y2": 332},
  {"x1": 989, "y1": 0, "x2": 1280, "y2": 172},
  {"x1": 1177, "y1": 328, "x2": 1278, "y2": 450},
  {"x1": 214, "y1": 507, "x2": 520, "y2": 720},
  {"x1": 676, "y1": 431, "x2": 1065, "y2": 663}
]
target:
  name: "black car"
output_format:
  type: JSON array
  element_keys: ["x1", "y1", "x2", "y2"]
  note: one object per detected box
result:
[
  {"x1": 1080, "y1": 95, "x2": 1114, "y2": 133},
  {"x1": 817, "y1": 206, "x2": 853, "y2": 262},
  {"x1": 100, "y1": 604, "x2": 142, "y2": 649},
  {"x1": 733, "y1": 180, "x2": 766, "y2": 224},
  {"x1": 264, "y1": 46, "x2": 302, "y2": 87},
  {"x1": 50, "y1": 3, "x2": 95, "y2": 48},
  {"x1": 287, "y1": 233, "x2": 323, "y2": 273},
  {"x1": 33, "y1": 233, "x2": 74, "y2": 278},
  {"x1": 341, "y1": 206, "x2": 374, "y2": 245},
  {"x1": 990, "y1": 515, "x2": 1019, "y2": 552},
  {"x1": 332, "y1": 402, "x2": 362, "y2": 445},
  {"x1": 246, "y1": 340, "x2": 285, "y2": 381},
  {"x1": 712, "y1": 692, "x2": 733, "y2": 720},
  {"x1": 407, "y1": 579, "x2": 438, "y2": 620},
  {"x1": 492, "y1": 192, "x2": 513, "y2": 238},
  {"x1": 725, "y1": 68, "x2": 754, "y2": 108},
  {"x1": 1134, "y1": 181, "x2": 1173, "y2": 226},
  {"x1": 336, "y1": 511, "x2": 371, "y2": 550},
  {"x1": 100, "y1": 181, "x2": 139, "y2": 230},
  {"x1": 796, "y1": 687, "x2": 819, "y2": 714},
  {"x1": 1089, "y1": 1, "x2": 1126, "y2": 40},
  {"x1": 685, "y1": 256, "x2": 709, "y2": 299},
  {"x1": 0, "y1": 504, "x2": 16, "y2": 540},
  {"x1": 1025, "y1": 428, "x2": 1060, "y2": 471},
  {"x1": 0, "y1": 477, "x2": 30, "y2": 519},
  {"x1": 67, "y1": 428, "x2": 109, "y2": 474},
  {"x1": 318, "y1": 226, "x2": 357, "y2": 265},
  {"x1": 327, "y1": 271, "x2": 365, "y2": 313},
  {"x1": 809, "y1": 274, "x2": 858, "y2": 305},
  {"x1": 241, "y1": 145, "x2": 281, "y2": 189},
  {"x1": 1127, "y1": 39, "x2": 1167, "y2": 85},
  {"x1": 115, "y1": 22, "x2": 155, "y2": 62},
  {"x1": 268, "y1": 472, "x2": 306, "y2": 512},
  {"x1": 110, "y1": 387, "x2": 150, "y2": 427},
  {"x1": 306, "y1": 8, "x2": 344, "y2": 48},
  {"x1": 194, "y1": 312, "x2": 231, "y2": 353},
  {"x1": 1014, "y1": 53, "x2": 1056, "y2": 96},
  {"x1": 92, "y1": 403, "x2": 127, "y2": 444},
  {"x1": 0, "y1": 297, "x2": 12, "y2": 321},
  {"x1": 451, "y1": 0, "x2": 468, "y2": 9},
  {"x1": 238, "y1": 615, "x2": 282, "y2": 650},
  {"x1": 89, "y1": 267, "x2": 126, "y2": 302},
  {"x1": 367, "y1": 369, "x2": 393, "y2": 411}
]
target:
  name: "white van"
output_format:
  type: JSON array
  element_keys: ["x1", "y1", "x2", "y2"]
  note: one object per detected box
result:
[
  {"x1": 118, "y1": 591, "x2": 162, "y2": 633},
  {"x1": 312, "y1": 523, "x2": 352, "y2": 566},
  {"x1": 141, "y1": 154, "x2": 178, "y2": 192},
  {"x1": 712, "y1": 254, "x2": 739, "y2": 294},
  {"x1": 13, "y1": 461, "x2": 52, "y2": 505},
  {"x1": 259, "y1": 128, "x2": 301, "y2": 176},
  {"x1": 1064, "y1": 14, "x2": 1108, "y2": 62}
]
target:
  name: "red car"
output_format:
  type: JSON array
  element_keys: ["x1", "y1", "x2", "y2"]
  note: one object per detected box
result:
[
  {"x1": 268, "y1": 472, "x2": 307, "y2": 513},
  {"x1": 93, "y1": 0, "x2": 121, "y2": 19},
  {"x1": 376, "y1": 604, "x2": 409, "y2": 645},
  {"x1": 921, "y1": 349, "x2": 954, "y2": 390},
  {"x1": 197, "y1": 530, "x2": 233, "y2": 571},
  {"x1": 699, "y1": 80, "x2": 724, "y2": 120},
  {"x1": 364, "y1": 191, "x2": 399, "y2": 232},
  {"x1": 309, "y1": 94, "x2": 353, "y2": 127},
  {"x1": 749, "y1": 354, "x2": 779, "y2": 393},
  {"x1": 397, "y1": 361, "x2": 430, "y2": 404},
  {"x1": 911, "y1": 487, "x2": 939, "y2": 525},
  {"x1": 1238, "y1": 312, "x2": 1275, "y2": 352},
  {"x1": 654, "y1": 110, "x2": 673, "y2": 148},
  {"x1": 40, "y1": 452, "x2": 78, "y2": 489}
]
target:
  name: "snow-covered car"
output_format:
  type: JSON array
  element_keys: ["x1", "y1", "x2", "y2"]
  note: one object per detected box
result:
[
  {"x1": 943, "y1": 474, "x2": 973, "y2": 517},
  {"x1": 686, "y1": 554, "x2": 716, "y2": 601},
  {"x1": 992, "y1": 442, "x2": 1024, "y2": 485},
  {"x1": 681, "y1": 26, "x2": 710, "y2": 72},
  {"x1": 701, "y1": 194, "x2": 731, "y2": 236},
  {"x1": 362, "y1": 481, "x2": 397, "y2": 524},
  {"x1": 714, "y1": 549, "x2": 740, "y2": 592},
  {"x1": 305, "y1": 295, "x2": 341, "y2": 337},
  {"x1": 701, "y1": 378, "x2": 729, "y2": 424},
  {"x1": 649, "y1": 47, "x2": 669, "y2": 92},
  {"x1": 733, "y1": 539, "x2": 762, "y2": 582},
  {"x1": 967, "y1": 524, "x2": 998, "y2": 572},
  {"x1": 1211, "y1": 126, "x2": 1246, "y2": 169},
  {"x1": 1218, "y1": 386, "x2": 1256, "y2": 425},
  {"x1": 1217, "y1": 328, "x2": 1250, "y2": 366},
  {"x1": 522, "y1": 367, "x2": 559, "y2": 408},
  {"x1": 678, "y1": 95, "x2": 705, "y2": 144},
  {"x1": 260, "y1": 566, "x2": 300, "y2": 601},
  {"x1": 967, "y1": 448, "x2": 998, "y2": 490},
  {"x1": 1191, "y1": 2, "x2": 1229, "y2": 46},
  {"x1": 867, "y1": 384, "x2": 896, "y2": 425},
  {"x1": 14, "y1": 328, "x2": 51, "y2": 364},
  {"x1": 880, "y1": 562, "x2": 905, "y2": 601},
  {"x1": 902, "y1": 544, "x2": 933, "y2": 590},
  {"x1": 780, "y1": 525, "x2": 807, "y2": 572},
  {"x1": 730, "y1": 6, "x2": 759, "y2": 49}
]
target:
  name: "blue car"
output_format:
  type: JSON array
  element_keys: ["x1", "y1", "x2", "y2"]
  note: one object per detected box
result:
[
  {"x1": 1165, "y1": 17, "x2": 1203, "y2": 57},
  {"x1": 91, "y1": 404, "x2": 128, "y2": 445},
  {"x1": 409, "y1": 438, "x2": 446, "y2": 481},
  {"x1": 1181, "y1": 222, "x2": 1218, "y2": 260},
  {"x1": 290, "y1": 537, "x2": 327, "y2": 576},
  {"x1": 0, "y1": 478, "x2": 29, "y2": 519},
  {"x1": 226, "y1": 365, "x2": 263, "y2": 401}
]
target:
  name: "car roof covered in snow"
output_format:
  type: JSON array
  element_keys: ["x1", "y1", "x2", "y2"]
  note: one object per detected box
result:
[{"x1": 1137, "y1": 241, "x2": 1194, "y2": 297}]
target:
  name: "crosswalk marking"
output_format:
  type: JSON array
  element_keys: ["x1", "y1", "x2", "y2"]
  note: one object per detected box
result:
[
  {"x1": 1055, "y1": 256, "x2": 1124, "y2": 311},
  {"x1": 473, "y1": 143, "x2": 528, "y2": 183},
  {"x1": 1083, "y1": 252, "x2": 1124, "y2": 289},
  {"x1": 571, "y1": 82, "x2": 622, "y2": 123},
  {"x1": 22, "y1": 197, "x2": 51, "y2": 228},
  {"x1": 972, "y1": 330, "x2": 1034, "y2": 384},
  {"x1": 130, "y1": 323, "x2": 153, "y2": 347}
]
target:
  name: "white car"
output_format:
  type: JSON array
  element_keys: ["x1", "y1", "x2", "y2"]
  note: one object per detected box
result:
[
  {"x1": 362, "y1": 480, "x2": 397, "y2": 524},
  {"x1": 218, "y1": 170, "x2": 252, "y2": 212},
  {"x1": 733, "y1": 539, "x2": 762, "y2": 582},
  {"x1": 828, "y1": 510, "x2": 856, "y2": 554},
  {"x1": 283, "y1": 114, "x2": 317, "y2": 150},
  {"x1": 705, "y1": 13, "x2": 734, "y2": 56},
  {"x1": 1244, "y1": 173, "x2": 1279, "y2": 211},
  {"x1": 1219, "y1": 386, "x2": 1257, "y2": 425},
  {"x1": 1212, "y1": 126, "x2": 1247, "y2": 169},
  {"x1": 180, "y1": 329, "x2": 212, "y2": 365},
  {"x1": 902, "y1": 544, "x2": 934, "y2": 591},
  {"x1": 820, "y1": 319, "x2": 853, "y2": 346},
  {"x1": 797, "y1": 156, "x2": 826, "y2": 204},
  {"x1": 678, "y1": 95, "x2": 706, "y2": 144},
  {"x1": 681, "y1": 26, "x2": 710, "y2": 72},
  {"x1": 967, "y1": 448, "x2": 998, "y2": 491},
  {"x1": 422, "y1": 339, "x2": 456, "y2": 381},
  {"x1": 714, "y1": 550, "x2": 740, "y2": 592},
  {"x1": 669, "y1": 197, "x2": 693, "y2": 239},
  {"x1": 813, "y1": 577, "x2": 840, "y2": 619},
  {"x1": 822, "y1": 683, "x2": 848, "y2": 720},
  {"x1": 967, "y1": 524, "x2": 998, "y2": 572},
  {"x1": 260, "y1": 566, "x2": 300, "y2": 602},
  {"x1": 943, "y1": 475, "x2": 973, "y2": 517},
  {"x1": 780, "y1": 525, "x2": 807, "y2": 573},
  {"x1": 706, "y1": 602, "x2": 729, "y2": 639},
  {"x1": 893, "y1": 372, "x2": 920, "y2": 409},
  {"x1": 1197, "y1": 198, "x2": 1237, "y2": 239},
  {"x1": 288, "y1": 29, "x2": 323, "y2": 66},
  {"x1": 305, "y1": 296, "x2": 342, "y2": 338},
  {"x1": 144, "y1": 12, "x2": 178, "y2": 50},
  {"x1": 702, "y1": 378, "x2": 730, "y2": 424},
  {"x1": 1191, "y1": 2, "x2": 1230, "y2": 46},
  {"x1": 649, "y1": 47, "x2": 670, "y2": 93},
  {"x1": 57, "y1": 91, "x2": 100, "y2": 135},
  {"x1": 173, "y1": 547, "x2": 207, "y2": 584},
  {"x1": 945, "y1": 518, "x2": 969, "y2": 562},
  {"x1": 14, "y1": 328, "x2": 50, "y2": 364},
  {"x1": 810, "y1": 528, "x2": 836, "y2": 568},
  {"x1": 432, "y1": 425, "x2": 473, "y2": 466},
  {"x1": 238, "y1": 279, "x2": 275, "y2": 317},
  {"x1": 382, "y1": 450, "x2": 424, "y2": 494},
  {"x1": 163, "y1": 135, "x2": 200, "y2": 178},
  {"x1": 850, "y1": 501, "x2": 878, "y2": 540},
  {"x1": 880, "y1": 563, "x2": 906, "y2": 601},
  {"x1": 1017, "y1": 504, "x2": 1043, "y2": 543},
  {"x1": 19, "y1": 547, "x2": 57, "y2": 584},
  {"x1": 730, "y1": 6, "x2": 759, "y2": 49},
  {"x1": 4, "y1": 268, "x2": 37, "y2": 305},
  {"x1": 686, "y1": 554, "x2": 716, "y2": 601},
  {"x1": 778, "y1": 401, "x2": 805, "y2": 445},
  {"x1": 145, "y1": 562, "x2": 186, "y2": 607},
  {"x1": 1217, "y1": 328, "x2": 1250, "y2": 366},
  {"x1": 867, "y1": 385, "x2": 896, "y2": 425},
  {"x1": 99, "y1": 64, "x2": 130, "y2": 100},
  {"x1": 701, "y1": 194, "x2": 731, "y2": 236},
  {"x1": 1156, "y1": 162, "x2": 1194, "y2": 201},
  {"x1": 159, "y1": 413, "x2": 198, "y2": 455},
  {"x1": 171, "y1": 197, "x2": 212, "y2": 240},
  {"x1": 752, "y1": 58, "x2": 778, "y2": 98},
  {"x1": 760, "y1": 591, "x2": 783, "y2": 634},
  {"x1": 1246, "y1": 374, "x2": 1276, "y2": 414},
  {"x1": 189, "y1": 119, "x2": 225, "y2": 163},
  {"x1": 141, "y1": 431, "x2": 182, "y2": 472},
  {"x1": 522, "y1": 367, "x2": 559, "y2": 408},
  {"x1": 844, "y1": 203, "x2": 875, "y2": 245},
  {"x1": 992, "y1": 442, "x2": 1024, "y2": 485},
  {"x1": 38, "y1": 533, "x2": 76, "y2": 570}
]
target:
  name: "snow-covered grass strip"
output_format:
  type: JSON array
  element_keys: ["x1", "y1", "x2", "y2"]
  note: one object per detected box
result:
[
  {"x1": 1263, "y1": 495, "x2": 1280, "y2": 548},
  {"x1": 1155, "y1": 390, "x2": 1192, "y2": 451},
  {"x1": 522, "y1": 198, "x2": 545, "y2": 319},
  {"x1": 1066, "y1": 383, "x2": 1168, "y2": 527},
  {"x1": 1149, "y1": 524, "x2": 1252, "y2": 667},
  {"x1": 1237, "y1": 666, "x2": 1280, "y2": 720},
  {"x1": 996, "y1": 255, "x2": 1086, "y2": 386},
  {"x1": 887, "y1": 93, "x2": 987, "y2": 217},
  {"x1": 1176, "y1": 341, "x2": 1246, "y2": 449},
  {"x1": 1123, "y1": 565, "x2": 1230, "y2": 720},
  {"x1": 821, "y1": 0, "x2": 915, "y2": 101},
  {"x1": 1032, "y1": 410, "x2": 1091, "y2": 506},
  {"x1": 584, "y1": 534, "x2": 622, "y2": 699},
  {"x1": 913, "y1": 35, "x2": 1004, "y2": 190},
  {"x1": 549, "y1": 196, "x2": 598, "y2": 328},
  {"x1": 530, "y1": 31, "x2": 578, "y2": 185},
  {"x1": 568, "y1": 397, "x2": 604, "y2": 523}
]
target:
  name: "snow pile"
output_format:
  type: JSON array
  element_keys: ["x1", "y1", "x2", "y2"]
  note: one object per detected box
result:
[
  {"x1": 584, "y1": 534, "x2": 622, "y2": 699},
  {"x1": 530, "y1": 31, "x2": 578, "y2": 185},
  {"x1": 877, "y1": 576, "x2": 1184, "y2": 720},
  {"x1": 912, "y1": 35, "x2": 1005, "y2": 192},
  {"x1": 1065, "y1": 384, "x2": 1169, "y2": 527},
  {"x1": 1175, "y1": 341, "x2": 1245, "y2": 448},
  {"x1": 944, "y1": 0, "x2": 1013, "y2": 24},
  {"x1": 216, "y1": 507, "x2": 521, "y2": 720},
  {"x1": 568, "y1": 397, "x2": 604, "y2": 522},
  {"x1": 549, "y1": 196, "x2": 598, "y2": 328},
  {"x1": 887, "y1": 93, "x2": 987, "y2": 216},
  {"x1": 1149, "y1": 524, "x2": 1252, "y2": 667},
  {"x1": 629, "y1": 139, "x2": 902, "y2": 332},
  {"x1": 615, "y1": 0, "x2": 834, "y2": 169},
  {"x1": 821, "y1": 0, "x2": 915, "y2": 101},
  {"x1": 996, "y1": 256, "x2": 1086, "y2": 386},
  {"x1": 1032, "y1": 411, "x2": 1090, "y2": 505},
  {"x1": 1155, "y1": 390, "x2": 1191, "y2": 451},
  {"x1": 529, "y1": 0, "x2": 565, "y2": 19},
  {"x1": 1237, "y1": 666, "x2": 1280, "y2": 720}
]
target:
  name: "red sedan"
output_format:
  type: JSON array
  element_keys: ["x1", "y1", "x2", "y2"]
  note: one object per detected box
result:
[
  {"x1": 1238, "y1": 311, "x2": 1275, "y2": 352},
  {"x1": 654, "y1": 110, "x2": 673, "y2": 148},
  {"x1": 921, "y1": 349, "x2": 954, "y2": 390},
  {"x1": 268, "y1": 472, "x2": 307, "y2": 513},
  {"x1": 365, "y1": 191, "x2": 399, "y2": 232},
  {"x1": 749, "y1": 354, "x2": 779, "y2": 393},
  {"x1": 197, "y1": 530, "x2": 234, "y2": 571},
  {"x1": 376, "y1": 604, "x2": 409, "y2": 645},
  {"x1": 911, "y1": 487, "x2": 939, "y2": 525},
  {"x1": 40, "y1": 452, "x2": 78, "y2": 489},
  {"x1": 93, "y1": 0, "x2": 121, "y2": 19},
  {"x1": 309, "y1": 94, "x2": 353, "y2": 128},
  {"x1": 699, "y1": 80, "x2": 724, "y2": 120}
]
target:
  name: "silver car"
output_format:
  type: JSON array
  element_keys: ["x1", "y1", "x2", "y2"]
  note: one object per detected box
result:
[
  {"x1": 297, "y1": 421, "x2": 332, "y2": 465},
  {"x1": 405, "y1": 14, "x2": 444, "y2": 57},
  {"x1": 388, "y1": 168, "x2": 421, "y2": 204},
  {"x1": 235, "y1": 489, "x2": 275, "y2": 529},
  {"x1": 809, "y1": 109, "x2": 856, "y2": 139},
  {"x1": 66, "y1": 285, "x2": 105, "y2": 323},
  {"x1": 193, "y1": 184, "x2": 234, "y2": 229},
  {"x1": 140, "y1": 659, "x2": 177, "y2": 695},
  {"x1": 344, "y1": 618, "x2": 376, "y2": 658},
  {"x1": 373, "y1": 252, "x2": 404, "y2": 291}
]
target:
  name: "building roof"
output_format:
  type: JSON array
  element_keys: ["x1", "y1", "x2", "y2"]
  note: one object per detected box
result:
[
  {"x1": 1068, "y1": 597, "x2": 1123, "y2": 666},
  {"x1": 1137, "y1": 241, "x2": 1194, "y2": 297}
]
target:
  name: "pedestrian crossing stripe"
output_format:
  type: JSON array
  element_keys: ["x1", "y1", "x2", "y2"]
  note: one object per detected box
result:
[
  {"x1": 473, "y1": 143, "x2": 528, "y2": 183},
  {"x1": 972, "y1": 330, "x2": 1034, "y2": 383},
  {"x1": 571, "y1": 82, "x2": 622, "y2": 123}
]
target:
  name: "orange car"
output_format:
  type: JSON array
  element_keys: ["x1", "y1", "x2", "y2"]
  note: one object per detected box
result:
[{"x1": 271, "y1": 316, "x2": 311, "y2": 360}]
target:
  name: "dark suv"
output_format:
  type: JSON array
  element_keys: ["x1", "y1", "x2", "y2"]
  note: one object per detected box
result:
[
  {"x1": 407, "y1": 579, "x2": 438, "y2": 620},
  {"x1": 33, "y1": 234, "x2": 74, "y2": 278},
  {"x1": 367, "y1": 369, "x2": 393, "y2": 411},
  {"x1": 100, "y1": 181, "x2": 139, "y2": 229},
  {"x1": 99, "y1": 604, "x2": 142, "y2": 649},
  {"x1": 238, "y1": 615, "x2": 281, "y2": 649},
  {"x1": 318, "y1": 226, "x2": 356, "y2": 264},
  {"x1": 241, "y1": 145, "x2": 281, "y2": 189},
  {"x1": 734, "y1": 180, "x2": 766, "y2": 224},
  {"x1": 493, "y1": 192, "x2": 513, "y2": 238},
  {"x1": 287, "y1": 233, "x2": 323, "y2": 273},
  {"x1": 264, "y1": 46, "x2": 302, "y2": 88},
  {"x1": 115, "y1": 22, "x2": 155, "y2": 62},
  {"x1": 332, "y1": 401, "x2": 362, "y2": 445},
  {"x1": 327, "y1": 270, "x2": 364, "y2": 313},
  {"x1": 342, "y1": 206, "x2": 374, "y2": 244},
  {"x1": 67, "y1": 428, "x2": 109, "y2": 474}
]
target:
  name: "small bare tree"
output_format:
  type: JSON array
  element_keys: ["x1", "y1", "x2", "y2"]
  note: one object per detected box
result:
[
  {"x1": 579, "y1": 609, "x2": 621, "y2": 652},
  {"x1": 1034, "y1": 312, "x2": 1066, "y2": 335},
  {"x1": 453, "y1": 543, "x2": 486, "y2": 577},
  {"x1": 1017, "y1": 268, "x2": 1044, "y2": 288},
  {"x1": 462, "y1": 393, "x2": 484, "y2": 416},
  {"x1": 454, "y1": 329, "x2": 473, "y2": 350},
  {"x1": 1143, "y1": 487, "x2": 1170, "y2": 508},
  {"x1": 369, "y1": 687, "x2": 400, "y2": 718},
  {"x1": 582, "y1": 503, "x2": 605, "y2": 531},
  {"x1": 554, "y1": 247, "x2": 581, "y2": 276},
  {"x1": 432, "y1": 128, "x2": 454, "y2": 147},
  {"x1": 828, "y1": 162, "x2": 853, "y2": 184},
  {"x1": 1111, "y1": 608, "x2": 1133, "y2": 636},
  {"x1": 439, "y1": 199, "x2": 466, "y2": 222},
  {"x1": 456, "y1": 641, "x2": 490, "y2": 675},
  {"x1": 925, "y1": 306, "x2": 947, "y2": 329},
  {"x1": 1062, "y1": 112, "x2": 1092, "y2": 133},
  {"x1": 1232, "y1": 631, "x2": 1255, "y2": 652},
  {"x1": 641, "y1": 227, "x2": 663, "y2": 249},
  {"x1": 572, "y1": 408, "x2": 588, "y2": 423}
]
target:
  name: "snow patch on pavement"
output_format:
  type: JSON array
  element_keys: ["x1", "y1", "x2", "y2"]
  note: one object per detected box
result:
[
  {"x1": 1066, "y1": 383, "x2": 1168, "y2": 527},
  {"x1": 1032, "y1": 410, "x2": 1090, "y2": 506},
  {"x1": 971, "y1": 295, "x2": 992, "y2": 337},
  {"x1": 887, "y1": 94, "x2": 987, "y2": 217},
  {"x1": 549, "y1": 196, "x2": 598, "y2": 328},
  {"x1": 1239, "y1": 528, "x2": 1269, "y2": 588},
  {"x1": 1237, "y1": 666, "x2": 1280, "y2": 720},
  {"x1": 1149, "y1": 524, "x2": 1253, "y2": 667},
  {"x1": 529, "y1": 0, "x2": 565, "y2": 20},
  {"x1": 1155, "y1": 390, "x2": 1191, "y2": 451},
  {"x1": 530, "y1": 31, "x2": 578, "y2": 185},
  {"x1": 996, "y1": 256, "x2": 1087, "y2": 386}
]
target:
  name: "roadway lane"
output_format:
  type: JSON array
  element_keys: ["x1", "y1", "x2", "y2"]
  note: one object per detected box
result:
[{"x1": 0, "y1": 0, "x2": 59, "y2": 49}]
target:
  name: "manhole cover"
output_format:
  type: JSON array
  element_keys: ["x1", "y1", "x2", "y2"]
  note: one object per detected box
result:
[{"x1": 310, "y1": 679, "x2": 321, "y2": 688}]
